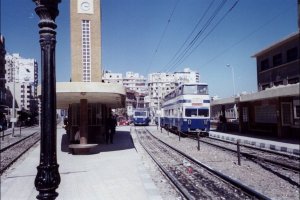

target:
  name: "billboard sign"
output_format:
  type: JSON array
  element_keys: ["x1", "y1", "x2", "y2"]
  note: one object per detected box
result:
[{"x1": 18, "y1": 59, "x2": 35, "y2": 83}]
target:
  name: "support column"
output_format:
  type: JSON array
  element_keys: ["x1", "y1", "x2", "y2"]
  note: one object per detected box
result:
[
  {"x1": 80, "y1": 99, "x2": 88, "y2": 144},
  {"x1": 238, "y1": 103, "x2": 243, "y2": 133},
  {"x1": 33, "y1": 1, "x2": 61, "y2": 199},
  {"x1": 276, "y1": 98, "x2": 283, "y2": 138}
]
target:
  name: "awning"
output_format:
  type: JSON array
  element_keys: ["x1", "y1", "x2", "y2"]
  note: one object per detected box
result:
[{"x1": 38, "y1": 82, "x2": 126, "y2": 109}]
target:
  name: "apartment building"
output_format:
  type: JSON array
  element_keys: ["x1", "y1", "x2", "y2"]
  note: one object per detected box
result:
[
  {"x1": 102, "y1": 71, "x2": 123, "y2": 84},
  {"x1": 0, "y1": 35, "x2": 7, "y2": 114},
  {"x1": 102, "y1": 71, "x2": 148, "y2": 117},
  {"x1": 148, "y1": 68, "x2": 200, "y2": 118},
  {"x1": 5, "y1": 53, "x2": 38, "y2": 111}
]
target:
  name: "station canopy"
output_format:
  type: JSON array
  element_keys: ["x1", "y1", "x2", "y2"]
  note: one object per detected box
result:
[{"x1": 38, "y1": 82, "x2": 126, "y2": 109}]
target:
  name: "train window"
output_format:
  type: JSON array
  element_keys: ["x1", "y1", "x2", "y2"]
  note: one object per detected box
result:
[
  {"x1": 134, "y1": 111, "x2": 146, "y2": 116},
  {"x1": 185, "y1": 108, "x2": 197, "y2": 117},
  {"x1": 183, "y1": 85, "x2": 197, "y2": 94},
  {"x1": 197, "y1": 85, "x2": 208, "y2": 95},
  {"x1": 198, "y1": 109, "x2": 209, "y2": 117}
]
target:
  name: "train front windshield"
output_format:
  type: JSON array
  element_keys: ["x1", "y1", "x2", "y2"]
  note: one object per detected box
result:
[
  {"x1": 183, "y1": 85, "x2": 208, "y2": 95},
  {"x1": 134, "y1": 111, "x2": 147, "y2": 117},
  {"x1": 185, "y1": 108, "x2": 209, "y2": 117}
]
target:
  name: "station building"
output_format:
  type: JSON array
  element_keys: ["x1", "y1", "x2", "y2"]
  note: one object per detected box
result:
[{"x1": 211, "y1": 31, "x2": 300, "y2": 139}]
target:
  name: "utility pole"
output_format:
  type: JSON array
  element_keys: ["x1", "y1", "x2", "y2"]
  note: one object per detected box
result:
[
  {"x1": 8, "y1": 56, "x2": 16, "y2": 137},
  {"x1": 227, "y1": 64, "x2": 237, "y2": 119}
]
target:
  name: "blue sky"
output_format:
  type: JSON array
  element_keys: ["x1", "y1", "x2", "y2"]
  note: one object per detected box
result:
[{"x1": 1, "y1": 0, "x2": 298, "y2": 98}]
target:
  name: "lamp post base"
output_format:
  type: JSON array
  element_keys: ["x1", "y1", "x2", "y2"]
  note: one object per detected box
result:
[{"x1": 35, "y1": 164, "x2": 60, "y2": 200}]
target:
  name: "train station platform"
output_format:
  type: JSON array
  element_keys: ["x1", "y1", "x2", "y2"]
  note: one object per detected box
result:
[
  {"x1": 0, "y1": 126, "x2": 162, "y2": 200},
  {"x1": 209, "y1": 130, "x2": 300, "y2": 155}
]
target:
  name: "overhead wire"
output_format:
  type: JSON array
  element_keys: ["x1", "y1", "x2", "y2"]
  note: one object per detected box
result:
[
  {"x1": 163, "y1": 0, "x2": 216, "y2": 71},
  {"x1": 170, "y1": 0, "x2": 239, "y2": 70},
  {"x1": 145, "y1": 0, "x2": 180, "y2": 75},
  {"x1": 165, "y1": 0, "x2": 230, "y2": 73},
  {"x1": 201, "y1": 5, "x2": 290, "y2": 67}
]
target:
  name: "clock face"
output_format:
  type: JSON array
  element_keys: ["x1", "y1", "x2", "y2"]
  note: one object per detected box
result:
[
  {"x1": 81, "y1": 2, "x2": 90, "y2": 11},
  {"x1": 78, "y1": 0, "x2": 93, "y2": 14}
]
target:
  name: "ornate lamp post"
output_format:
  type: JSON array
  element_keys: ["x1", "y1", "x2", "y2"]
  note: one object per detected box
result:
[{"x1": 32, "y1": 0, "x2": 61, "y2": 199}]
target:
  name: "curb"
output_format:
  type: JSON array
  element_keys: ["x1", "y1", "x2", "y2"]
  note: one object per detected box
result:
[
  {"x1": 138, "y1": 164, "x2": 163, "y2": 200},
  {"x1": 209, "y1": 133, "x2": 300, "y2": 156}
]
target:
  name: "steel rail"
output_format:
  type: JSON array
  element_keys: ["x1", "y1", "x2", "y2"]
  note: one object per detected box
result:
[
  {"x1": 0, "y1": 133, "x2": 40, "y2": 175},
  {"x1": 136, "y1": 128, "x2": 194, "y2": 200},
  {"x1": 145, "y1": 128, "x2": 271, "y2": 200},
  {"x1": 0, "y1": 125, "x2": 39, "y2": 139},
  {"x1": 187, "y1": 135, "x2": 300, "y2": 173},
  {"x1": 0, "y1": 132, "x2": 38, "y2": 153}
]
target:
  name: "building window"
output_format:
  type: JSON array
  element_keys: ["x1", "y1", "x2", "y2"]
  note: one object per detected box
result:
[
  {"x1": 260, "y1": 59, "x2": 269, "y2": 71},
  {"x1": 293, "y1": 100, "x2": 300, "y2": 119},
  {"x1": 81, "y1": 20, "x2": 91, "y2": 82},
  {"x1": 286, "y1": 47, "x2": 298, "y2": 62},
  {"x1": 273, "y1": 53, "x2": 282, "y2": 67}
]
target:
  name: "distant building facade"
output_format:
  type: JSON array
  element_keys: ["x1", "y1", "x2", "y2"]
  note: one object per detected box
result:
[
  {"x1": 102, "y1": 71, "x2": 148, "y2": 118},
  {"x1": 102, "y1": 71, "x2": 123, "y2": 84},
  {"x1": 148, "y1": 68, "x2": 200, "y2": 119},
  {"x1": 102, "y1": 71, "x2": 147, "y2": 93},
  {"x1": 5, "y1": 53, "x2": 38, "y2": 111},
  {"x1": 0, "y1": 35, "x2": 7, "y2": 114},
  {"x1": 123, "y1": 72, "x2": 147, "y2": 94},
  {"x1": 174, "y1": 68, "x2": 200, "y2": 85}
]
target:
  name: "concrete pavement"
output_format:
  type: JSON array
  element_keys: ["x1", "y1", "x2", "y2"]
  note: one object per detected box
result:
[
  {"x1": 0, "y1": 125, "x2": 162, "y2": 200},
  {"x1": 209, "y1": 130, "x2": 300, "y2": 155}
]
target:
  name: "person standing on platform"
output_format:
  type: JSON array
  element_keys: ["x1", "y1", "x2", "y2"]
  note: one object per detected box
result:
[
  {"x1": 106, "y1": 114, "x2": 117, "y2": 144},
  {"x1": 219, "y1": 114, "x2": 227, "y2": 132}
]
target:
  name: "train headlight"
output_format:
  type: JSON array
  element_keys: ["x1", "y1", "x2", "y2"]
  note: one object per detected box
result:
[{"x1": 204, "y1": 119, "x2": 209, "y2": 125}]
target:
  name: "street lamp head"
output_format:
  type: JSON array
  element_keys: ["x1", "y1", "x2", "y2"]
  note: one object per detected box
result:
[{"x1": 226, "y1": 64, "x2": 230, "y2": 67}]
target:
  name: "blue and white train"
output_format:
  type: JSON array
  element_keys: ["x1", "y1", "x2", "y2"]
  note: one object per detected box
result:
[
  {"x1": 133, "y1": 109, "x2": 150, "y2": 126},
  {"x1": 160, "y1": 83, "x2": 210, "y2": 135}
]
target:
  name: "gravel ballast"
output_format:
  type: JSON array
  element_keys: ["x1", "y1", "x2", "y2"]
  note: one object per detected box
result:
[{"x1": 131, "y1": 126, "x2": 300, "y2": 200}]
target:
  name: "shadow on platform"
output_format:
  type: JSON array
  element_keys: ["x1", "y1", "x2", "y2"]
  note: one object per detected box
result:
[{"x1": 60, "y1": 130, "x2": 135, "y2": 154}]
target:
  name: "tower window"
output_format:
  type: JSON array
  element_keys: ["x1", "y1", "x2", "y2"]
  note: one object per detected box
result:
[{"x1": 81, "y1": 20, "x2": 91, "y2": 82}]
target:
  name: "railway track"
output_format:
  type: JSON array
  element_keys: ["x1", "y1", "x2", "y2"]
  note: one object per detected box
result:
[
  {"x1": 0, "y1": 125, "x2": 39, "y2": 140},
  {"x1": 0, "y1": 131, "x2": 40, "y2": 175},
  {"x1": 136, "y1": 127, "x2": 270, "y2": 200},
  {"x1": 182, "y1": 134, "x2": 300, "y2": 186},
  {"x1": 197, "y1": 136, "x2": 299, "y2": 170}
]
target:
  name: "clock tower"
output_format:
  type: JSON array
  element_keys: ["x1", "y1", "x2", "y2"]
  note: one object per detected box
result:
[{"x1": 70, "y1": 0, "x2": 101, "y2": 82}]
